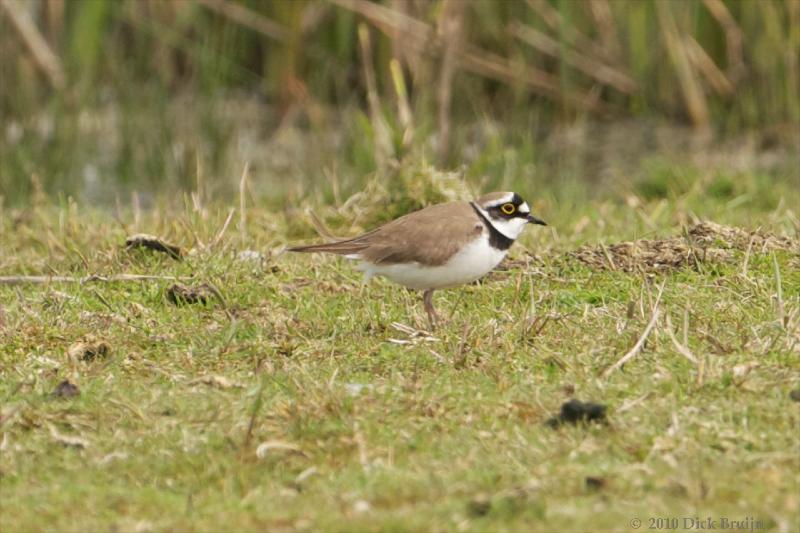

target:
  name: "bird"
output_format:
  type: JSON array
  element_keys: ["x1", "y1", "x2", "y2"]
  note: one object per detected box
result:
[{"x1": 288, "y1": 192, "x2": 546, "y2": 329}]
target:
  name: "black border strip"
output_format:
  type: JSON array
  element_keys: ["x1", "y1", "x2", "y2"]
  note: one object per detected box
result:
[{"x1": 470, "y1": 202, "x2": 514, "y2": 251}]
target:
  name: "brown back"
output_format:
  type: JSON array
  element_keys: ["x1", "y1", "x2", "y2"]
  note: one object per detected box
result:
[{"x1": 289, "y1": 201, "x2": 483, "y2": 266}]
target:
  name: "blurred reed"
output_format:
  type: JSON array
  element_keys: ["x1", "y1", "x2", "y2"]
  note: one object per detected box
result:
[
  {"x1": 0, "y1": 0, "x2": 797, "y2": 202},
  {"x1": 2, "y1": 0, "x2": 797, "y2": 125}
]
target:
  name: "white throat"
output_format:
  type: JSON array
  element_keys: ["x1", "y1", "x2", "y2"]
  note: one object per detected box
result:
[{"x1": 474, "y1": 204, "x2": 528, "y2": 240}]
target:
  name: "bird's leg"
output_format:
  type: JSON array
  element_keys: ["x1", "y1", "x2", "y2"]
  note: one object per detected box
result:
[{"x1": 422, "y1": 289, "x2": 438, "y2": 330}]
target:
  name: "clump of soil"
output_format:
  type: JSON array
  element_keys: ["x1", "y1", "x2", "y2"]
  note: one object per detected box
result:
[
  {"x1": 547, "y1": 399, "x2": 608, "y2": 427},
  {"x1": 571, "y1": 221, "x2": 798, "y2": 272},
  {"x1": 68, "y1": 336, "x2": 110, "y2": 361},
  {"x1": 125, "y1": 233, "x2": 183, "y2": 260},
  {"x1": 688, "y1": 221, "x2": 797, "y2": 251},
  {"x1": 52, "y1": 380, "x2": 80, "y2": 398},
  {"x1": 166, "y1": 283, "x2": 222, "y2": 306}
]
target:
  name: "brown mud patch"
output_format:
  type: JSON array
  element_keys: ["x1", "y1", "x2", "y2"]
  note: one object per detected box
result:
[{"x1": 571, "y1": 221, "x2": 798, "y2": 272}]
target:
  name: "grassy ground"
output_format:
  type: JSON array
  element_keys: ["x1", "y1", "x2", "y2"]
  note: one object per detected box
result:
[{"x1": 1, "y1": 167, "x2": 799, "y2": 532}]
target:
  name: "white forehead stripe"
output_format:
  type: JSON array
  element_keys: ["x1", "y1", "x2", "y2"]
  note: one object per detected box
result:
[
  {"x1": 485, "y1": 192, "x2": 515, "y2": 207},
  {"x1": 519, "y1": 202, "x2": 530, "y2": 213}
]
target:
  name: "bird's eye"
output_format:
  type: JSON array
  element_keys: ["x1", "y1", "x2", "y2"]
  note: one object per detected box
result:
[{"x1": 500, "y1": 203, "x2": 516, "y2": 215}]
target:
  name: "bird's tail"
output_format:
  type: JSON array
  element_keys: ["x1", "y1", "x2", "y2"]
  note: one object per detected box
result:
[{"x1": 287, "y1": 240, "x2": 369, "y2": 256}]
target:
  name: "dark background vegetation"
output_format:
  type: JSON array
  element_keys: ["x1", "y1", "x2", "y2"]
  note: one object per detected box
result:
[{"x1": 1, "y1": 0, "x2": 798, "y2": 206}]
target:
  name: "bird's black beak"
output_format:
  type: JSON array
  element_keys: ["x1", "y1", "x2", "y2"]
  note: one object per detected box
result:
[{"x1": 526, "y1": 214, "x2": 547, "y2": 226}]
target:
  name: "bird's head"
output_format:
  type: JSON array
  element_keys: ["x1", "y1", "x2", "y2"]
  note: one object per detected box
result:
[{"x1": 473, "y1": 191, "x2": 547, "y2": 240}]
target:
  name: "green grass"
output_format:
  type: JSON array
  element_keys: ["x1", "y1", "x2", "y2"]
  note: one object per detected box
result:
[{"x1": 1, "y1": 168, "x2": 798, "y2": 531}]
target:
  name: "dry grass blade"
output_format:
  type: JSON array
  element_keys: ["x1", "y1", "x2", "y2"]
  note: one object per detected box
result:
[
  {"x1": 307, "y1": 209, "x2": 340, "y2": 241},
  {"x1": 388, "y1": 322, "x2": 439, "y2": 344},
  {"x1": 255, "y1": 440, "x2": 306, "y2": 459},
  {"x1": 389, "y1": 58, "x2": 414, "y2": 148},
  {"x1": 526, "y1": 0, "x2": 597, "y2": 56},
  {"x1": 239, "y1": 162, "x2": 250, "y2": 245},
  {"x1": 604, "y1": 282, "x2": 665, "y2": 377},
  {"x1": 773, "y1": 253, "x2": 785, "y2": 328},
  {"x1": 604, "y1": 308, "x2": 661, "y2": 377},
  {"x1": 588, "y1": 0, "x2": 622, "y2": 60},
  {"x1": 665, "y1": 313, "x2": 698, "y2": 365},
  {"x1": 509, "y1": 21, "x2": 637, "y2": 94},
  {"x1": 685, "y1": 35, "x2": 734, "y2": 96},
  {"x1": 702, "y1": 0, "x2": 745, "y2": 81},
  {"x1": 1, "y1": 0, "x2": 65, "y2": 90},
  {"x1": 357, "y1": 23, "x2": 393, "y2": 167},
  {"x1": 741, "y1": 236, "x2": 755, "y2": 278},
  {"x1": 436, "y1": 0, "x2": 464, "y2": 163},
  {"x1": 196, "y1": 0, "x2": 289, "y2": 42},
  {"x1": 209, "y1": 208, "x2": 236, "y2": 250},
  {"x1": 242, "y1": 378, "x2": 266, "y2": 449},
  {"x1": 332, "y1": 0, "x2": 602, "y2": 110},
  {"x1": 48, "y1": 424, "x2": 90, "y2": 449},
  {"x1": 655, "y1": 1, "x2": 709, "y2": 128}
]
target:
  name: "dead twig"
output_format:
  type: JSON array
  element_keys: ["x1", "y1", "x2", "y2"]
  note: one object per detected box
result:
[{"x1": 0, "y1": 274, "x2": 190, "y2": 285}]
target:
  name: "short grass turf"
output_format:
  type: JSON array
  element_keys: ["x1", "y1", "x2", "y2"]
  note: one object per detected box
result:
[{"x1": 1, "y1": 189, "x2": 799, "y2": 532}]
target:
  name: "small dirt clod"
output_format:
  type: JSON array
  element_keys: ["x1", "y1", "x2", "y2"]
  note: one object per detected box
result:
[
  {"x1": 125, "y1": 233, "x2": 183, "y2": 260},
  {"x1": 68, "y1": 337, "x2": 110, "y2": 361},
  {"x1": 52, "y1": 380, "x2": 80, "y2": 398},
  {"x1": 467, "y1": 494, "x2": 492, "y2": 517},
  {"x1": 585, "y1": 476, "x2": 607, "y2": 490},
  {"x1": 166, "y1": 283, "x2": 217, "y2": 306},
  {"x1": 547, "y1": 399, "x2": 608, "y2": 427}
]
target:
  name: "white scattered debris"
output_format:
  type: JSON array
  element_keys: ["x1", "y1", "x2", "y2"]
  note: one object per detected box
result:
[
  {"x1": 49, "y1": 425, "x2": 90, "y2": 449},
  {"x1": 98, "y1": 451, "x2": 129, "y2": 465},
  {"x1": 733, "y1": 362, "x2": 760, "y2": 380},
  {"x1": 255, "y1": 440, "x2": 305, "y2": 459},
  {"x1": 237, "y1": 250, "x2": 265, "y2": 263},
  {"x1": 188, "y1": 375, "x2": 242, "y2": 389},
  {"x1": 344, "y1": 383, "x2": 374, "y2": 397},
  {"x1": 352, "y1": 499, "x2": 371, "y2": 514}
]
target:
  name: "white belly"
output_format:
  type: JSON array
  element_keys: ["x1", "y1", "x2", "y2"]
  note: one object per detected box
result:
[{"x1": 357, "y1": 235, "x2": 506, "y2": 290}]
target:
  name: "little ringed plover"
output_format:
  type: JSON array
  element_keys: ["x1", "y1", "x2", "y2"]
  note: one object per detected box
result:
[{"x1": 288, "y1": 192, "x2": 546, "y2": 328}]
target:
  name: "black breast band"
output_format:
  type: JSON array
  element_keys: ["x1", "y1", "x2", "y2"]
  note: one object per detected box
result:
[{"x1": 470, "y1": 202, "x2": 514, "y2": 251}]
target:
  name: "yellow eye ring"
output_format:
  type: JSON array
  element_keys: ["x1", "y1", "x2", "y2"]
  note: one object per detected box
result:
[{"x1": 500, "y1": 203, "x2": 516, "y2": 215}]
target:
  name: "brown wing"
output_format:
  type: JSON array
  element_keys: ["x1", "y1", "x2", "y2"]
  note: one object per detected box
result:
[
  {"x1": 288, "y1": 202, "x2": 483, "y2": 266},
  {"x1": 359, "y1": 202, "x2": 483, "y2": 266}
]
